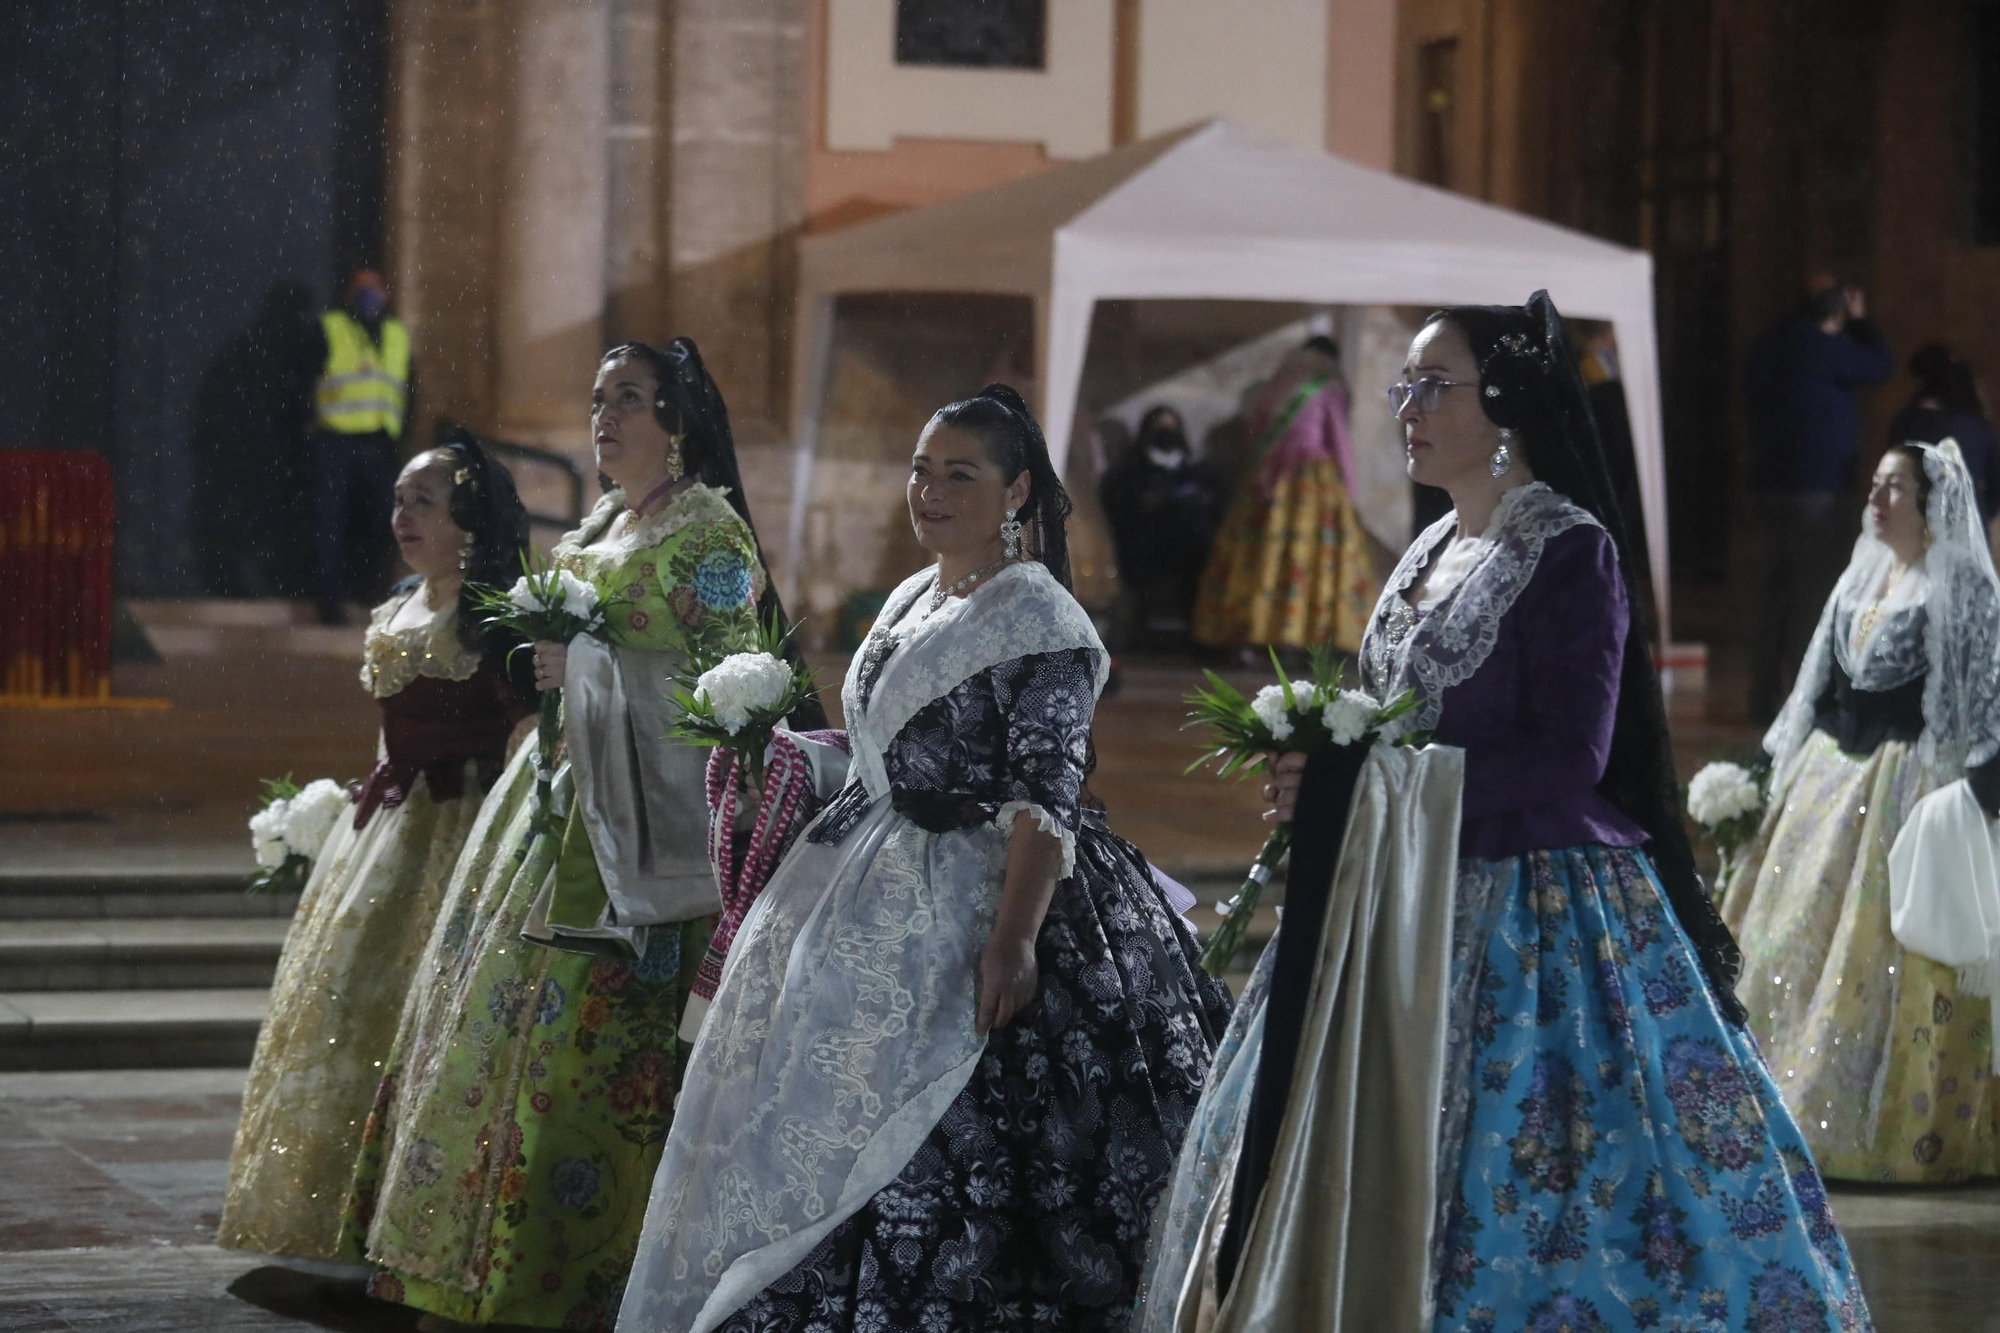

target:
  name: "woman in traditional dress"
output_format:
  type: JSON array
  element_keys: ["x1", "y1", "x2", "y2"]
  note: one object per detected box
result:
[
  {"x1": 1722, "y1": 439, "x2": 2000, "y2": 1183},
  {"x1": 218, "y1": 433, "x2": 534, "y2": 1267},
  {"x1": 343, "y1": 338, "x2": 807, "y2": 1330},
  {"x1": 1145, "y1": 294, "x2": 1873, "y2": 1331},
  {"x1": 1191, "y1": 335, "x2": 1378, "y2": 654},
  {"x1": 615, "y1": 384, "x2": 1233, "y2": 1333}
]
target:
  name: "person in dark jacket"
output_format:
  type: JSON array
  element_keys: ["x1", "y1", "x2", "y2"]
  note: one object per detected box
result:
[
  {"x1": 1743, "y1": 281, "x2": 1894, "y2": 723},
  {"x1": 1889, "y1": 343, "x2": 1998, "y2": 525},
  {"x1": 1099, "y1": 405, "x2": 1226, "y2": 641},
  {"x1": 189, "y1": 281, "x2": 324, "y2": 596}
]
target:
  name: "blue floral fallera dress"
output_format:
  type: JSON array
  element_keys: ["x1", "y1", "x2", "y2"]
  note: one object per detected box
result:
[
  {"x1": 1433, "y1": 847, "x2": 1867, "y2": 1333},
  {"x1": 1374, "y1": 497, "x2": 1873, "y2": 1330}
]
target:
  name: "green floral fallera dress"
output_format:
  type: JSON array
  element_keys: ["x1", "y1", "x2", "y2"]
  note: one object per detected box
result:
[{"x1": 341, "y1": 485, "x2": 763, "y2": 1329}]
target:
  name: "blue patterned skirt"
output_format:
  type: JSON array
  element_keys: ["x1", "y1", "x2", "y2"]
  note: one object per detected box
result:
[{"x1": 1432, "y1": 844, "x2": 1874, "y2": 1333}]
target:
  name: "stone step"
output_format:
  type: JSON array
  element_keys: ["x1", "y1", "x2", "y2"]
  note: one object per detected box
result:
[
  {"x1": 127, "y1": 599, "x2": 365, "y2": 660},
  {"x1": 0, "y1": 872, "x2": 298, "y2": 921},
  {"x1": 0, "y1": 919, "x2": 290, "y2": 991},
  {"x1": 0, "y1": 988, "x2": 269, "y2": 1071}
]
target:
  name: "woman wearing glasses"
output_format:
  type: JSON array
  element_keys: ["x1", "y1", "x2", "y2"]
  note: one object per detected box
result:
[
  {"x1": 1141, "y1": 295, "x2": 1871, "y2": 1331},
  {"x1": 1191, "y1": 335, "x2": 1380, "y2": 655}
]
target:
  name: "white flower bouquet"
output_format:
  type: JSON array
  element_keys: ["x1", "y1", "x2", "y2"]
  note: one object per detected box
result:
[
  {"x1": 668, "y1": 613, "x2": 820, "y2": 787},
  {"x1": 246, "y1": 774, "x2": 351, "y2": 894},
  {"x1": 1686, "y1": 759, "x2": 1769, "y2": 898},
  {"x1": 472, "y1": 552, "x2": 619, "y2": 845},
  {"x1": 1185, "y1": 644, "x2": 1419, "y2": 975}
]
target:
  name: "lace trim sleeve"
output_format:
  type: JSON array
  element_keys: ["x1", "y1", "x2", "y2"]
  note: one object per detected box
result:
[
  {"x1": 995, "y1": 799, "x2": 1076, "y2": 878},
  {"x1": 990, "y1": 648, "x2": 1097, "y2": 876}
]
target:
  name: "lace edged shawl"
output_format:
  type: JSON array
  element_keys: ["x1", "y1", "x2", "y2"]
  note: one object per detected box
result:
[
  {"x1": 1765, "y1": 440, "x2": 2000, "y2": 788},
  {"x1": 1360, "y1": 482, "x2": 1603, "y2": 726},
  {"x1": 360, "y1": 589, "x2": 483, "y2": 699},
  {"x1": 838, "y1": 562, "x2": 1107, "y2": 870},
  {"x1": 551, "y1": 482, "x2": 744, "y2": 571}
]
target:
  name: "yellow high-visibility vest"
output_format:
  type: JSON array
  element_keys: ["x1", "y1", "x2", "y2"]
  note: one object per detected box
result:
[{"x1": 316, "y1": 310, "x2": 411, "y2": 437}]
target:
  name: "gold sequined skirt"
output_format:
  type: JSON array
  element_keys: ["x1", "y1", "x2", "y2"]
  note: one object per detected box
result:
[
  {"x1": 1190, "y1": 458, "x2": 1378, "y2": 653},
  {"x1": 1723, "y1": 732, "x2": 2000, "y2": 1182},
  {"x1": 217, "y1": 762, "x2": 489, "y2": 1260}
]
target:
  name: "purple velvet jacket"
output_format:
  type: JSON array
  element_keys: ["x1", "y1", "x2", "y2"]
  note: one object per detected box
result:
[{"x1": 1375, "y1": 523, "x2": 1648, "y2": 860}]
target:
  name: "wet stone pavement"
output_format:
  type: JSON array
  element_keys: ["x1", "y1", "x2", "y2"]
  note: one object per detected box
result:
[
  {"x1": 0, "y1": 1070, "x2": 414, "y2": 1332},
  {"x1": 2, "y1": 1069, "x2": 1999, "y2": 1330}
]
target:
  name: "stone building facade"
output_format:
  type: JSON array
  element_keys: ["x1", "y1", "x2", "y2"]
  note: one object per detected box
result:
[{"x1": 382, "y1": 0, "x2": 1990, "y2": 627}]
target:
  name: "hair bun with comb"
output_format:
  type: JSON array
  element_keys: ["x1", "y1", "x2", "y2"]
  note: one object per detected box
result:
[{"x1": 976, "y1": 383, "x2": 1032, "y2": 415}]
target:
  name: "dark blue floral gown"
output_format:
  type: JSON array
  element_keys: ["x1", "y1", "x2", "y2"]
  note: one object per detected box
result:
[{"x1": 715, "y1": 639, "x2": 1235, "y2": 1333}]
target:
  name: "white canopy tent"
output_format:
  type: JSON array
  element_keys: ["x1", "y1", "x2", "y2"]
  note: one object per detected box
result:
[{"x1": 789, "y1": 119, "x2": 1674, "y2": 634}]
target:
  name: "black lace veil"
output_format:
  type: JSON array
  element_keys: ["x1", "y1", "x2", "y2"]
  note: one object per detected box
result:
[{"x1": 1431, "y1": 291, "x2": 1746, "y2": 1023}]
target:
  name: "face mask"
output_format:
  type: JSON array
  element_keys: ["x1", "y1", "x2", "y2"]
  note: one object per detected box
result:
[
  {"x1": 1146, "y1": 445, "x2": 1186, "y2": 470},
  {"x1": 353, "y1": 288, "x2": 387, "y2": 320}
]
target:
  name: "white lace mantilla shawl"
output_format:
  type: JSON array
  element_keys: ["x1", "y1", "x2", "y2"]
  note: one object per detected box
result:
[
  {"x1": 614, "y1": 562, "x2": 1106, "y2": 1333},
  {"x1": 1764, "y1": 440, "x2": 2000, "y2": 788},
  {"x1": 844, "y1": 559, "x2": 1109, "y2": 805},
  {"x1": 1360, "y1": 481, "x2": 1603, "y2": 735},
  {"x1": 550, "y1": 481, "x2": 745, "y2": 569},
  {"x1": 360, "y1": 588, "x2": 482, "y2": 698}
]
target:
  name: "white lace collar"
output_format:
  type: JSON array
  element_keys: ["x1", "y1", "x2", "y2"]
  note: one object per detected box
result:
[
  {"x1": 360, "y1": 587, "x2": 483, "y2": 698},
  {"x1": 1361, "y1": 482, "x2": 1602, "y2": 733},
  {"x1": 552, "y1": 482, "x2": 740, "y2": 569},
  {"x1": 840, "y1": 561, "x2": 1107, "y2": 801}
]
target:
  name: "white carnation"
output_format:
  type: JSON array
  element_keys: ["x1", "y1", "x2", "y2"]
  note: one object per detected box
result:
[
  {"x1": 506, "y1": 574, "x2": 547, "y2": 614},
  {"x1": 556, "y1": 568, "x2": 599, "y2": 621},
  {"x1": 1249, "y1": 680, "x2": 1316, "y2": 744},
  {"x1": 283, "y1": 779, "x2": 350, "y2": 861},
  {"x1": 695, "y1": 652, "x2": 795, "y2": 735},
  {"x1": 1320, "y1": 689, "x2": 1379, "y2": 747},
  {"x1": 249, "y1": 800, "x2": 291, "y2": 869},
  {"x1": 1687, "y1": 761, "x2": 1762, "y2": 828}
]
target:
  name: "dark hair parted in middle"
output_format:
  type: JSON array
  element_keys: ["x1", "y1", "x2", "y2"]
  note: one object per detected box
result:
[
  {"x1": 930, "y1": 383, "x2": 1076, "y2": 590},
  {"x1": 597, "y1": 337, "x2": 828, "y2": 731}
]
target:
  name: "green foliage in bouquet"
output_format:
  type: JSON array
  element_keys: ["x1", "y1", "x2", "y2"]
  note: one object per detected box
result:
[
  {"x1": 1185, "y1": 644, "x2": 1422, "y2": 976},
  {"x1": 666, "y1": 612, "x2": 821, "y2": 787}
]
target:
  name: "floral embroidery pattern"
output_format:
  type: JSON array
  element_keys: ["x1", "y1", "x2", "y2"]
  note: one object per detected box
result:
[
  {"x1": 340, "y1": 481, "x2": 765, "y2": 1329},
  {"x1": 1509, "y1": 1054, "x2": 1596, "y2": 1194},
  {"x1": 1663, "y1": 1036, "x2": 1766, "y2": 1173},
  {"x1": 1430, "y1": 845, "x2": 1873, "y2": 1331},
  {"x1": 713, "y1": 816, "x2": 1231, "y2": 1333}
]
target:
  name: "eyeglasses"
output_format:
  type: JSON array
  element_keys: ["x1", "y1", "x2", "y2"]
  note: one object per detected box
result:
[{"x1": 1387, "y1": 377, "x2": 1476, "y2": 415}]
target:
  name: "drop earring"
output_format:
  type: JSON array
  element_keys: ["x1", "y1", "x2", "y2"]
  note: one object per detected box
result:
[
  {"x1": 458, "y1": 534, "x2": 474, "y2": 572},
  {"x1": 656, "y1": 398, "x2": 687, "y2": 479},
  {"x1": 1489, "y1": 430, "x2": 1514, "y2": 479},
  {"x1": 1000, "y1": 508, "x2": 1023, "y2": 561}
]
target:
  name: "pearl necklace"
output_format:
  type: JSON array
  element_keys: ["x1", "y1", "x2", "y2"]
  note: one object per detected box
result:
[{"x1": 929, "y1": 556, "x2": 1014, "y2": 614}]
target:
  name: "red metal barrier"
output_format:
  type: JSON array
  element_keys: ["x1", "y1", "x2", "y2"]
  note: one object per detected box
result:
[{"x1": 0, "y1": 451, "x2": 115, "y2": 701}]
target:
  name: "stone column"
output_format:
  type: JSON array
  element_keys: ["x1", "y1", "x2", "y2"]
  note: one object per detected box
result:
[
  {"x1": 663, "y1": 0, "x2": 809, "y2": 428},
  {"x1": 493, "y1": 0, "x2": 613, "y2": 463},
  {"x1": 385, "y1": 0, "x2": 511, "y2": 443},
  {"x1": 605, "y1": 0, "x2": 666, "y2": 343}
]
